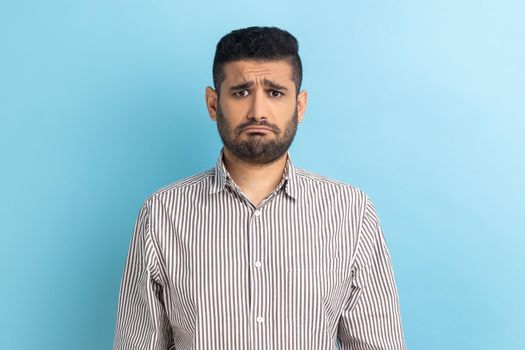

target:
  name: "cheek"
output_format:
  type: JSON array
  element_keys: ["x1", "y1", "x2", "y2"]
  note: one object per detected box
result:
[
  {"x1": 275, "y1": 102, "x2": 297, "y2": 120},
  {"x1": 275, "y1": 96, "x2": 296, "y2": 112},
  {"x1": 280, "y1": 103, "x2": 296, "y2": 115},
  {"x1": 220, "y1": 97, "x2": 249, "y2": 116}
]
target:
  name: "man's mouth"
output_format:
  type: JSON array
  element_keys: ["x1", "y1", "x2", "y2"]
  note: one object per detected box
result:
[{"x1": 242, "y1": 126, "x2": 274, "y2": 134}]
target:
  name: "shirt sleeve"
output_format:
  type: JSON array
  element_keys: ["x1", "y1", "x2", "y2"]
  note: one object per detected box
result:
[
  {"x1": 113, "y1": 200, "x2": 174, "y2": 350},
  {"x1": 337, "y1": 196, "x2": 406, "y2": 349}
]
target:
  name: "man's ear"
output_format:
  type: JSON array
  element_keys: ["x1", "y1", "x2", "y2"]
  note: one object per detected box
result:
[
  {"x1": 205, "y1": 86, "x2": 218, "y2": 121},
  {"x1": 297, "y1": 90, "x2": 308, "y2": 123}
]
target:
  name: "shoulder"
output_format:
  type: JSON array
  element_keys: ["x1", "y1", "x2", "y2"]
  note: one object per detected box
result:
[
  {"x1": 294, "y1": 167, "x2": 369, "y2": 202},
  {"x1": 143, "y1": 168, "x2": 215, "y2": 205}
]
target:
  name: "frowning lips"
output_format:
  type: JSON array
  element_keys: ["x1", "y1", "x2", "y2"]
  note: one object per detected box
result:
[
  {"x1": 242, "y1": 125, "x2": 274, "y2": 133},
  {"x1": 236, "y1": 121, "x2": 280, "y2": 135}
]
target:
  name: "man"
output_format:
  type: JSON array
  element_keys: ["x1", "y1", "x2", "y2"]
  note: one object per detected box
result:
[{"x1": 113, "y1": 26, "x2": 406, "y2": 350}]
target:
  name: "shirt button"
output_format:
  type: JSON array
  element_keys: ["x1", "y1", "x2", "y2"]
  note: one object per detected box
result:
[
  {"x1": 256, "y1": 316, "x2": 264, "y2": 323},
  {"x1": 254, "y1": 210, "x2": 261, "y2": 217},
  {"x1": 254, "y1": 261, "x2": 262, "y2": 268}
]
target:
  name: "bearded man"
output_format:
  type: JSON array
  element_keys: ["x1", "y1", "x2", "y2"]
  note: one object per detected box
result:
[{"x1": 113, "y1": 26, "x2": 406, "y2": 350}]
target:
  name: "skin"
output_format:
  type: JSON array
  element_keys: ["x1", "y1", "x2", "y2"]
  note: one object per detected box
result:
[{"x1": 205, "y1": 59, "x2": 308, "y2": 206}]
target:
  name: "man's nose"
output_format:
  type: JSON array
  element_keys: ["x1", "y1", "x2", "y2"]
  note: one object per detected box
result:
[{"x1": 248, "y1": 89, "x2": 268, "y2": 121}]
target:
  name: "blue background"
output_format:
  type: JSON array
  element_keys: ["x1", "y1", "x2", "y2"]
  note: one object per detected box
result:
[{"x1": 1, "y1": 1, "x2": 524, "y2": 349}]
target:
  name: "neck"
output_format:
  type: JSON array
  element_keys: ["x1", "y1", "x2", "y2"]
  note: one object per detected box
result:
[{"x1": 222, "y1": 147, "x2": 288, "y2": 207}]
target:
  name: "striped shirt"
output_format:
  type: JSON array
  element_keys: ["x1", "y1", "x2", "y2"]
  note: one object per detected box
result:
[{"x1": 113, "y1": 148, "x2": 406, "y2": 350}]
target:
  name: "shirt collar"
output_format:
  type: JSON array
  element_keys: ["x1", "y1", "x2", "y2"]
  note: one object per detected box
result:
[{"x1": 210, "y1": 148, "x2": 298, "y2": 200}]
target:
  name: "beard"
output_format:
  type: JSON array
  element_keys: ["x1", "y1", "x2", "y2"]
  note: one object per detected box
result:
[{"x1": 215, "y1": 102, "x2": 299, "y2": 165}]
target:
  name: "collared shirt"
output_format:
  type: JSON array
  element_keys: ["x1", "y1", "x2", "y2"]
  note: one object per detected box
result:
[{"x1": 113, "y1": 149, "x2": 406, "y2": 350}]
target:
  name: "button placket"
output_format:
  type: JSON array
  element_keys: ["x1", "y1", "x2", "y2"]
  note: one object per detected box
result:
[{"x1": 250, "y1": 206, "x2": 267, "y2": 346}]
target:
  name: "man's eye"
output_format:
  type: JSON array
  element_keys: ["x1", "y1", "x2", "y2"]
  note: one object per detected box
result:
[
  {"x1": 235, "y1": 90, "x2": 249, "y2": 97},
  {"x1": 269, "y1": 90, "x2": 283, "y2": 98}
]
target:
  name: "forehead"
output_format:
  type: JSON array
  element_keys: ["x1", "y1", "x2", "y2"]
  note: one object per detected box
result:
[{"x1": 221, "y1": 59, "x2": 294, "y2": 86}]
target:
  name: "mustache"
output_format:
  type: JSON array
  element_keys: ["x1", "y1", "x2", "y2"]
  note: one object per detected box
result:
[{"x1": 236, "y1": 120, "x2": 280, "y2": 134}]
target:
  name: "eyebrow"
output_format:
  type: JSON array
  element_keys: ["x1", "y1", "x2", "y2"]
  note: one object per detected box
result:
[{"x1": 228, "y1": 78, "x2": 289, "y2": 92}]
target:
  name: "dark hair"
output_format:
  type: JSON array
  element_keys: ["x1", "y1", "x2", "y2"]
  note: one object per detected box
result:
[{"x1": 212, "y1": 26, "x2": 303, "y2": 95}]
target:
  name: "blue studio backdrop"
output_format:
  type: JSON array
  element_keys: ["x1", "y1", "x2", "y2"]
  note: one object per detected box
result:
[{"x1": 1, "y1": 1, "x2": 524, "y2": 349}]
